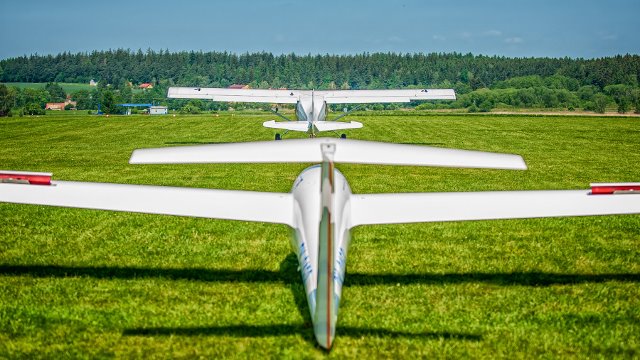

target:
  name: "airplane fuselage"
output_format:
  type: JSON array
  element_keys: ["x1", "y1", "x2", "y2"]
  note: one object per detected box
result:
[
  {"x1": 295, "y1": 91, "x2": 329, "y2": 136},
  {"x1": 295, "y1": 91, "x2": 328, "y2": 123}
]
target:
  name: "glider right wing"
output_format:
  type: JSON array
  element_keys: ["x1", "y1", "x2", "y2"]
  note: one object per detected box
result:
[{"x1": 0, "y1": 174, "x2": 294, "y2": 226}]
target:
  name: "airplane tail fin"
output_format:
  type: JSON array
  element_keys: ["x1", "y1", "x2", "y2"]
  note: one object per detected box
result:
[
  {"x1": 262, "y1": 120, "x2": 310, "y2": 132},
  {"x1": 313, "y1": 121, "x2": 363, "y2": 132},
  {"x1": 130, "y1": 138, "x2": 527, "y2": 170}
]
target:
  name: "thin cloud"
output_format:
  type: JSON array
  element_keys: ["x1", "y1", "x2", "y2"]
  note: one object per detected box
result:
[
  {"x1": 387, "y1": 36, "x2": 405, "y2": 44},
  {"x1": 432, "y1": 35, "x2": 446, "y2": 41},
  {"x1": 483, "y1": 30, "x2": 502, "y2": 37},
  {"x1": 600, "y1": 33, "x2": 618, "y2": 41},
  {"x1": 460, "y1": 32, "x2": 473, "y2": 40},
  {"x1": 458, "y1": 30, "x2": 502, "y2": 40},
  {"x1": 505, "y1": 37, "x2": 523, "y2": 44}
]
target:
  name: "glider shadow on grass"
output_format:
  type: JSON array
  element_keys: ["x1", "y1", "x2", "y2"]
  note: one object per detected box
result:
[
  {"x1": 1, "y1": 255, "x2": 638, "y2": 287},
  {"x1": 122, "y1": 324, "x2": 481, "y2": 342},
  {"x1": 2, "y1": 255, "x2": 639, "y2": 344},
  {"x1": 118, "y1": 255, "x2": 481, "y2": 343}
]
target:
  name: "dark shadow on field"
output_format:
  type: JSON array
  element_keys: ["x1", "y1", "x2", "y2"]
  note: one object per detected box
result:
[
  {"x1": 279, "y1": 254, "x2": 313, "y2": 330},
  {"x1": 344, "y1": 272, "x2": 640, "y2": 287},
  {"x1": 5, "y1": 261, "x2": 636, "y2": 345},
  {"x1": 123, "y1": 324, "x2": 481, "y2": 342},
  {"x1": 1, "y1": 263, "x2": 638, "y2": 287}
]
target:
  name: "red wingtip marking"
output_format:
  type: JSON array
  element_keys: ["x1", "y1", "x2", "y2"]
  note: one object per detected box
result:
[
  {"x1": 0, "y1": 172, "x2": 52, "y2": 185},
  {"x1": 591, "y1": 184, "x2": 640, "y2": 195}
]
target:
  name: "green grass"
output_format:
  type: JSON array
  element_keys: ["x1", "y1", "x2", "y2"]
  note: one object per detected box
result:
[
  {"x1": 0, "y1": 111, "x2": 639, "y2": 358},
  {"x1": 2, "y1": 82, "x2": 94, "y2": 93}
]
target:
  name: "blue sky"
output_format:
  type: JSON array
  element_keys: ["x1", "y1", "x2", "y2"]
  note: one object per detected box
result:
[{"x1": 1, "y1": 0, "x2": 639, "y2": 59}]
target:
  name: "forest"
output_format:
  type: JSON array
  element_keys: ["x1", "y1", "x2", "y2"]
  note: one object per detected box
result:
[{"x1": 1, "y1": 50, "x2": 639, "y2": 115}]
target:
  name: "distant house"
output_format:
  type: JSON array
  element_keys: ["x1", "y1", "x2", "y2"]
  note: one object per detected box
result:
[
  {"x1": 45, "y1": 99, "x2": 77, "y2": 111},
  {"x1": 228, "y1": 84, "x2": 250, "y2": 89},
  {"x1": 139, "y1": 83, "x2": 154, "y2": 89},
  {"x1": 149, "y1": 106, "x2": 168, "y2": 115},
  {"x1": 89, "y1": 79, "x2": 98, "y2": 86},
  {"x1": 45, "y1": 103, "x2": 65, "y2": 111}
]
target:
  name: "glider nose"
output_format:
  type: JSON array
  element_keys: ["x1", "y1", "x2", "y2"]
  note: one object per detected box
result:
[{"x1": 314, "y1": 322, "x2": 335, "y2": 350}]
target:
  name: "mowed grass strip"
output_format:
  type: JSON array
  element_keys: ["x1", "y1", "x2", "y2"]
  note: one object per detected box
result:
[
  {"x1": 0, "y1": 111, "x2": 639, "y2": 358},
  {"x1": 1, "y1": 82, "x2": 95, "y2": 94}
]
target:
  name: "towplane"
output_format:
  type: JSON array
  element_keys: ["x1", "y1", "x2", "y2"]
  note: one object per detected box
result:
[
  {"x1": 168, "y1": 87, "x2": 456, "y2": 139},
  {"x1": 1, "y1": 139, "x2": 639, "y2": 349}
]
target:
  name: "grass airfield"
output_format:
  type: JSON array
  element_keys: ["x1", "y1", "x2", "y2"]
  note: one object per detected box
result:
[{"x1": 0, "y1": 111, "x2": 639, "y2": 358}]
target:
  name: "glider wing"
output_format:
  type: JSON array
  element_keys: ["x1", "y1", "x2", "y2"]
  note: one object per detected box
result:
[
  {"x1": 0, "y1": 177, "x2": 294, "y2": 226},
  {"x1": 349, "y1": 187, "x2": 640, "y2": 227}
]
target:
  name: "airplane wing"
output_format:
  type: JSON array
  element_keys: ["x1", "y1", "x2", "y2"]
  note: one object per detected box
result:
[
  {"x1": 0, "y1": 177, "x2": 294, "y2": 226},
  {"x1": 349, "y1": 187, "x2": 640, "y2": 227},
  {"x1": 168, "y1": 87, "x2": 455, "y2": 104},
  {"x1": 316, "y1": 89, "x2": 456, "y2": 104},
  {"x1": 168, "y1": 87, "x2": 301, "y2": 104},
  {"x1": 130, "y1": 138, "x2": 527, "y2": 170}
]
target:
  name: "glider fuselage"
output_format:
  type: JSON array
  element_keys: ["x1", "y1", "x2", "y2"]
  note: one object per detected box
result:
[{"x1": 289, "y1": 149, "x2": 350, "y2": 349}]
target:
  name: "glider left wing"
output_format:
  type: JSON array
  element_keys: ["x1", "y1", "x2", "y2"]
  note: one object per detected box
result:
[
  {"x1": 349, "y1": 187, "x2": 640, "y2": 227},
  {"x1": 0, "y1": 179, "x2": 294, "y2": 226}
]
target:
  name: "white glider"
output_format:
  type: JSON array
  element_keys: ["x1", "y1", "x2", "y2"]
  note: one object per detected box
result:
[
  {"x1": 168, "y1": 87, "x2": 455, "y2": 139},
  {"x1": 1, "y1": 140, "x2": 639, "y2": 349}
]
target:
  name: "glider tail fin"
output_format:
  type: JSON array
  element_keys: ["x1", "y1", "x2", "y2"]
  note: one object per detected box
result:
[
  {"x1": 130, "y1": 138, "x2": 527, "y2": 170},
  {"x1": 314, "y1": 143, "x2": 338, "y2": 349}
]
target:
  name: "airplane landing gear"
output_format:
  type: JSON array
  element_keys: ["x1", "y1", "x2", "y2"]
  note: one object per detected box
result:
[
  {"x1": 275, "y1": 133, "x2": 282, "y2": 140},
  {"x1": 340, "y1": 134, "x2": 347, "y2": 139}
]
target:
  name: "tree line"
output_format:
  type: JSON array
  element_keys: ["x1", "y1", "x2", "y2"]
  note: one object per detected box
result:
[{"x1": 0, "y1": 50, "x2": 639, "y2": 115}]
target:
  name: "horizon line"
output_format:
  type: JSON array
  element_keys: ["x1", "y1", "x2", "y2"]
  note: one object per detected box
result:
[{"x1": 2, "y1": 49, "x2": 639, "y2": 62}]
